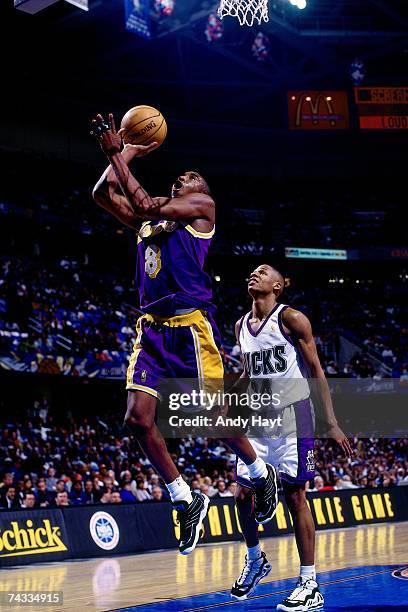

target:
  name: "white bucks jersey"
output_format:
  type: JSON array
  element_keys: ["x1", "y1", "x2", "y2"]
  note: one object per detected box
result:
[{"x1": 238, "y1": 303, "x2": 310, "y2": 409}]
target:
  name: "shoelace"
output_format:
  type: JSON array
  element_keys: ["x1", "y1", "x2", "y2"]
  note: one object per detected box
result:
[
  {"x1": 254, "y1": 471, "x2": 274, "y2": 511},
  {"x1": 175, "y1": 498, "x2": 201, "y2": 533},
  {"x1": 287, "y1": 579, "x2": 315, "y2": 601},
  {"x1": 237, "y1": 555, "x2": 262, "y2": 585}
]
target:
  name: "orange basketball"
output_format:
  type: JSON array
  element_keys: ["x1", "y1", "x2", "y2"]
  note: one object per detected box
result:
[{"x1": 120, "y1": 105, "x2": 167, "y2": 147}]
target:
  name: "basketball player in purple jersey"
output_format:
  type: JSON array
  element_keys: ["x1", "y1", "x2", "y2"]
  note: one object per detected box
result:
[
  {"x1": 230, "y1": 265, "x2": 352, "y2": 610},
  {"x1": 91, "y1": 113, "x2": 278, "y2": 555}
]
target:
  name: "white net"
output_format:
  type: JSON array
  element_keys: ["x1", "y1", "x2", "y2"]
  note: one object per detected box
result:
[{"x1": 217, "y1": 0, "x2": 269, "y2": 27}]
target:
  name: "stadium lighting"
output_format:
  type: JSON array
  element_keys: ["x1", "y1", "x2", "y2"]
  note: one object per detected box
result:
[{"x1": 288, "y1": 0, "x2": 307, "y2": 8}]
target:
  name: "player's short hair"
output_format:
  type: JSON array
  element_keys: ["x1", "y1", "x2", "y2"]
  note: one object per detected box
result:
[
  {"x1": 188, "y1": 171, "x2": 211, "y2": 196},
  {"x1": 199, "y1": 177, "x2": 211, "y2": 196},
  {"x1": 266, "y1": 265, "x2": 285, "y2": 295}
]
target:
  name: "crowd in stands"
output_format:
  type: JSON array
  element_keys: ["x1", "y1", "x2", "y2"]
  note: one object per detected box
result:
[
  {"x1": 1, "y1": 151, "x2": 406, "y2": 379},
  {"x1": 0, "y1": 152, "x2": 407, "y2": 511},
  {"x1": 0, "y1": 257, "x2": 137, "y2": 377},
  {"x1": 1, "y1": 255, "x2": 406, "y2": 379},
  {"x1": 0, "y1": 404, "x2": 407, "y2": 511}
]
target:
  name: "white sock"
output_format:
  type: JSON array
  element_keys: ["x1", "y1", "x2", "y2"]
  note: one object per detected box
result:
[
  {"x1": 166, "y1": 476, "x2": 193, "y2": 505},
  {"x1": 246, "y1": 457, "x2": 268, "y2": 480},
  {"x1": 247, "y1": 542, "x2": 262, "y2": 560},
  {"x1": 300, "y1": 565, "x2": 316, "y2": 582}
]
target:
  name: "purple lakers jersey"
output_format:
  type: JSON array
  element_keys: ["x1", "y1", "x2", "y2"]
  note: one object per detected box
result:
[{"x1": 135, "y1": 220, "x2": 215, "y2": 316}]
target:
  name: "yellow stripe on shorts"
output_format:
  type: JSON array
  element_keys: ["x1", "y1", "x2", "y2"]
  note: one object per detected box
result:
[{"x1": 126, "y1": 316, "x2": 144, "y2": 388}]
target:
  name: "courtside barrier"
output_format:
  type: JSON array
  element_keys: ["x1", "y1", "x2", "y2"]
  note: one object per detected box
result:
[{"x1": 1, "y1": 487, "x2": 407, "y2": 566}]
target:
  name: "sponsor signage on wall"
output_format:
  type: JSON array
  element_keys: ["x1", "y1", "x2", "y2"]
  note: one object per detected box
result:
[
  {"x1": 0, "y1": 511, "x2": 69, "y2": 564},
  {"x1": 124, "y1": 0, "x2": 152, "y2": 39},
  {"x1": 285, "y1": 247, "x2": 348, "y2": 260},
  {"x1": 288, "y1": 91, "x2": 349, "y2": 130},
  {"x1": 355, "y1": 87, "x2": 408, "y2": 130},
  {"x1": 1, "y1": 488, "x2": 406, "y2": 566}
]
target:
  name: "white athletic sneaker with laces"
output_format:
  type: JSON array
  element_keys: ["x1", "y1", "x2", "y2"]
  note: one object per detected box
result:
[
  {"x1": 231, "y1": 551, "x2": 272, "y2": 600},
  {"x1": 277, "y1": 578, "x2": 324, "y2": 611}
]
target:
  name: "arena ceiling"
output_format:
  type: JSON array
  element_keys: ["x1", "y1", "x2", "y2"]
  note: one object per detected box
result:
[{"x1": 1, "y1": 0, "x2": 407, "y2": 170}]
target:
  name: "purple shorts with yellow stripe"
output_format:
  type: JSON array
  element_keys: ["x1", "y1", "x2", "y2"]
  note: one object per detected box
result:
[{"x1": 126, "y1": 309, "x2": 224, "y2": 399}]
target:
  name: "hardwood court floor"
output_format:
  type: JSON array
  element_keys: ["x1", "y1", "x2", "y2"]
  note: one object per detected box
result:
[{"x1": 0, "y1": 522, "x2": 407, "y2": 612}]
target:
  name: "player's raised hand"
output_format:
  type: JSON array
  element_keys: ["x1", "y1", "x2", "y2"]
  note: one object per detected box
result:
[
  {"x1": 90, "y1": 113, "x2": 122, "y2": 157},
  {"x1": 121, "y1": 141, "x2": 159, "y2": 159},
  {"x1": 327, "y1": 423, "x2": 353, "y2": 457}
]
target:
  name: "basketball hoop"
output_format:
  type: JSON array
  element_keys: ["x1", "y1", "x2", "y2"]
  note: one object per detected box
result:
[{"x1": 217, "y1": 0, "x2": 269, "y2": 26}]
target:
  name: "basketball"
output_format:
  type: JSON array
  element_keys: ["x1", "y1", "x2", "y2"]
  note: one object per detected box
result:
[{"x1": 120, "y1": 105, "x2": 167, "y2": 147}]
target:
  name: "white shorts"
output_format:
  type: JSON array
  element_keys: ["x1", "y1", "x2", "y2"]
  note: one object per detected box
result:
[{"x1": 236, "y1": 399, "x2": 315, "y2": 486}]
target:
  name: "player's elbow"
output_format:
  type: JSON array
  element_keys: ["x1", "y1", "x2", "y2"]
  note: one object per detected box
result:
[{"x1": 92, "y1": 186, "x2": 104, "y2": 207}]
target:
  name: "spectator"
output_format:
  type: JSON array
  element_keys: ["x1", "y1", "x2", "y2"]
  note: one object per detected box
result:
[
  {"x1": 99, "y1": 488, "x2": 112, "y2": 504},
  {"x1": 54, "y1": 491, "x2": 70, "y2": 507},
  {"x1": 35, "y1": 478, "x2": 54, "y2": 507},
  {"x1": 23, "y1": 492, "x2": 37, "y2": 509},
  {"x1": 46, "y1": 467, "x2": 58, "y2": 491},
  {"x1": 191, "y1": 479, "x2": 201, "y2": 492},
  {"x1": 133, "y1": 478, "x2": 152, "y2": 502},
  {"x1": 213, "y1": 480, "x2": 233, "y2": 498},
  {"x1": 69, "y1": 481, "x2": 87, "y2": 506},
  {"x1": 84, "y1": 479, "x2": 98, "y2": 504},
  {"x1": 0, "y1": 473, "x2": 14, "y2": 496},
  {"x1": 309, "y1": 476, "x2": 325, "y2": 492},
  {"x1": 120, "y1": 481, "x2": 137, "y2": 504},
  {"x1": 110, "y1": 490, "x2": 122, "y2": 504},
  {"x1": 1, "y1": 486, "x2": 21, "y2": 510},
  {"x1": 151, "y1": 486, "x2": 164, "y2": 502},
  {"x1": 202, "y1": 476, "x2": 216, "y2": 497}
]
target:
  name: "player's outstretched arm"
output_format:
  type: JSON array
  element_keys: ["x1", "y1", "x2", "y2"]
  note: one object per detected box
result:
[
  {"x1": 91, "y1": 113, "x2": 214, "y2": 223},
  {"x1": 282, "y1": 308, "x2": 353, "y2": 457},
  {"x1": 91, "y1": 114, "x2": 158, "y2": 228}
]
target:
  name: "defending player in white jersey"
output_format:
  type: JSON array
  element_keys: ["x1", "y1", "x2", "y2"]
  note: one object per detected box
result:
[{"x1": 231, "y1": 264, "x2": 352, "y2": 611}]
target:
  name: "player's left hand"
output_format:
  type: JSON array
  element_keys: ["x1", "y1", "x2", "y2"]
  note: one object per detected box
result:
[
  {"x1": 327, "y1": 423, "x2": 353, "y2": 457},
  {"x1": 90, "y1": 113, "x2": 122, "y2": 157}
]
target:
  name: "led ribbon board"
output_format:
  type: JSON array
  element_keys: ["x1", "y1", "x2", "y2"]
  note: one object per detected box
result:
[
  {"x1": 355, "y1": 87, "x2": 408, "y2": 130},
  {"x1": 285, "y1": 248, "x2": 348, "y2": 260}
]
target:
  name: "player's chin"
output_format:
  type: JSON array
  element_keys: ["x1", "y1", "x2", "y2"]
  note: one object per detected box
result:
[{"x1": 248, "y1": 283, "x2": 260, "y2": 295}]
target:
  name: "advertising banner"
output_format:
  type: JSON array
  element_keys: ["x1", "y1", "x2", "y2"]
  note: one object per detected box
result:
[
  {"x1": 285, "y1": 247, "x2": 348, "y2": 260},
  {"x1": 201, "y1": 488, "x2": 408, "y2": 544},
  {"x1": 0, "y1": 509, "x2": 69, "y2": 567},
  {"x1": 1, "y1": 488, "x2": 407, "y2": 566},
  {"x1": 63, "y1": 505, "x2": 144, "y2": 558},
  {"x1": 288, "y1": 91, "x2": 349, "y2": 130},
  {"x1": 124, "y1": 0, "x2": 152, "y2": 39},
  {"x1": 355, "y1": 87, "x2": 408, "y2": 130}
]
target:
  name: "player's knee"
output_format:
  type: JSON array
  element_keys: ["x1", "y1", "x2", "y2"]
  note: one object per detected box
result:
[
  {"x1": 284, "y1": 487, "x2": 307, "y2": 514},
  {"x1": 124, "y1": 393, "x2": 154, "y2": 436}
]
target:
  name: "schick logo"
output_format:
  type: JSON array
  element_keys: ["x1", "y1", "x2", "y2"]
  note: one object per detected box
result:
[{"x1": 0, "y1": 519, "x2": 68, "y2": 558}]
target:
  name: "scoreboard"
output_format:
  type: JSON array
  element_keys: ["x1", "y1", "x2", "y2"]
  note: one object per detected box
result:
[{"x1": 354, "y1": 87, "x2": 408, "y2": 130}]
